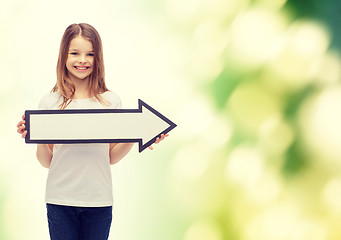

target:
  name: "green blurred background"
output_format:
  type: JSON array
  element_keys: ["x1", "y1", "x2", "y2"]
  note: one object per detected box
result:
[{"x1": 1, "y1": 0, "x2": 341, "y2": 239}]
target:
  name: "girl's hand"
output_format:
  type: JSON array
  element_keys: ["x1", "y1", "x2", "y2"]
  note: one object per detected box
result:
[
  {"x1": 148, "y1": 133, "x2": 169, "y2": 150},
  {"x1": 17, "y1": 114, "x2": 27, "y2": 138}
]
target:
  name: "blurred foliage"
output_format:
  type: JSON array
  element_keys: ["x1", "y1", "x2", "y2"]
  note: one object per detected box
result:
[
  {"x1": 209, "y1": 67, "x2": 242, "y2": 110},
  {"x1": 166, "y1": 0, "x2": 341, "y2": 240},
  {"x1": 284, "y1": 0, "x2": 341, "y2": 50},
  {"x1": 205, "y1": 1, "x2": 336, "y2": 176}
]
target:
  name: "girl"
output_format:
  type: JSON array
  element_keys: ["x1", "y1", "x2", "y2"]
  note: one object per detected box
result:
[{"x1": 16, "y1": 23, "x2": 166, "y2": 240}]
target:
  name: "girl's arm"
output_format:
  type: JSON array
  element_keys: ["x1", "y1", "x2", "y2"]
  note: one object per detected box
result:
[
  {"x1": 109, "y1": 143, "x2": 134, "y2": 165},
  {"x1": 36, "y1": 144, "x2": 53, "y2": 168}
]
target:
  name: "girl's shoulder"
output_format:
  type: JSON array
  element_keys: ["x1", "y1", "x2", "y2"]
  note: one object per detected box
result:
[
  {"x1": 38, "y1": 91, "x2": 63, "y2": 110},
  {"x1": 101, "y1": 90, "x2": 122, "y2": 109}
]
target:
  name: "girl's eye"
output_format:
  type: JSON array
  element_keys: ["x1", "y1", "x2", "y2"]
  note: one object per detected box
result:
[
  {"x1": 70, "y1": 52, "x2": 78, "y2": 55},
  {"x1": 88, "y1": 53, "x2": 94, "y2": 57}
]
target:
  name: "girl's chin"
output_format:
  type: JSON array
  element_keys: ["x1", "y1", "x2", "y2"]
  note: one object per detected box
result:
[{"x1": 69, "y1": 73, "x2": 92, "y2": 81}]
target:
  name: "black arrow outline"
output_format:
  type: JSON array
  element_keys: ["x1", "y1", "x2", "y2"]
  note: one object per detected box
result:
[{"x1": 25, "y1": 99, "x2": 177, "y2": 152}]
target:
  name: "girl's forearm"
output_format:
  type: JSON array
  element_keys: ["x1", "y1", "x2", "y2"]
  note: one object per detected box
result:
[
  {"x1": 36, "y1": 144, "x2": 53, "y2": 168},
  {"x1": 109, "y1": 143, "x2": 134, "y2": 165}
]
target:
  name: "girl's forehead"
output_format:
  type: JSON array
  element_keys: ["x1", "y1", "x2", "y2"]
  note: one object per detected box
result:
[{"x1": 69, "y1": 36, "x2": 93, "y2": 51}]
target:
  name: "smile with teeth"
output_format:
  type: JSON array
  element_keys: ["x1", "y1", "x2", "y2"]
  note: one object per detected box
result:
[{"x1": 74, "y1": 66, "x2": 90, "y2": 70}]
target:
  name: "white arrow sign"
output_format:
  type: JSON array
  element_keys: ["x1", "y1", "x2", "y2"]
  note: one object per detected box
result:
[{"x1": 25, "y1": 99, "x2": 177, "y2": 152}]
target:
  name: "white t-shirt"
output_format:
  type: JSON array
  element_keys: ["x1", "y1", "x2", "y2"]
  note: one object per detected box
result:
[{"x1": 38, "y1": 91, "x2": 122, "y2": 207}]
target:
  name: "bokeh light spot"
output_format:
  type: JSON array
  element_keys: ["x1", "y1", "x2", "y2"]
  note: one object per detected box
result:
[{"x1": 184, "y1": 219, "x2": 223, "y2": 240}]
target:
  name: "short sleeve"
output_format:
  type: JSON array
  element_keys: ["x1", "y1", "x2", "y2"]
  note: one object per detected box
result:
[
  {"x1": 104, "y1": 91, "x2": 122, "y2": 109},
  {"x1": 37, "y1": 92, "x2": 62, "y2": 110},
  {"x1": 113, "y1": 94, "x2": 122, "y2": 109}
]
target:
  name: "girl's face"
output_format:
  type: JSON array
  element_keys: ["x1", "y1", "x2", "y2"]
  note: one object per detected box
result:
[{"x1": 66, "y1": 36, "x2": 94, "y2": 82}]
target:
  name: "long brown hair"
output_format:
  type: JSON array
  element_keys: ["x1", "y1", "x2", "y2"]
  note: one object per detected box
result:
[{"x1": 52, "y1": 23, "x2": 109, "y2": 109}]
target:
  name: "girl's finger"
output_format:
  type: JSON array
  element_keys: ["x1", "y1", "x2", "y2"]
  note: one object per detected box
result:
[
  {"x1": 161, "y1": 134, "x2": 169, "y2": 140},
  {"x1": 17, "y1": 126, "x2": 23, "y2": 133},
  {"x1": 22, "y1": 131, "x2": 27, "y2": 138},
  {"x1": 17, "y1": 125, "x2": 26, "y2": 133},
  {"x1": 149, "y1": 145, "x2": 154, "y2": 150},
  {"x1": 17, "y1": 120, "x2": 25, "y2": 128}
]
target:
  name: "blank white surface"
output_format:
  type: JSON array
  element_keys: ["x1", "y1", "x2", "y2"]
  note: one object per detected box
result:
[{"x1": 29, "y1": 109, "x2": 170, "y2": 144}]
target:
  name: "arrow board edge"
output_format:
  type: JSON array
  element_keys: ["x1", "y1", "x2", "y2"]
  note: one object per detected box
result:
[{"x1": 137, "y1": 99, "x2": 177, "y2": 152}]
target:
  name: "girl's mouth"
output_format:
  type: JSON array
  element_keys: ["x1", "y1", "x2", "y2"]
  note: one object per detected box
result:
[{"x1": 74, "y1": 66, "x2": 90, "y2": 70}]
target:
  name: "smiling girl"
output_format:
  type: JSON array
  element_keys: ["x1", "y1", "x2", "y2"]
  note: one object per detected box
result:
[{"x1": 16, "y1": 23, "x2": 166, "y2": 240}]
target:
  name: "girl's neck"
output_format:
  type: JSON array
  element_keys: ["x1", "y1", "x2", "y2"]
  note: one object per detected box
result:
[
  {"x1": 74, "y1": 90, "x2": 91, "y2": 99},
  {"x1": 71, "y1": 77, "x2": 91, "y2": 99}
]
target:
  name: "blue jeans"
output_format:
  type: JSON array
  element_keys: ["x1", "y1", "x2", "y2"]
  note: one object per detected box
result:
[{"x1": 46, "y1": 203, "x2": 112, "y2": 240}]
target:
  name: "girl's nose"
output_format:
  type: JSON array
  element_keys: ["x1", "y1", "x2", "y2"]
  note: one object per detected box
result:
[{"x1": 79, "y1": 55, "x2": 87, "y2": 63}]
